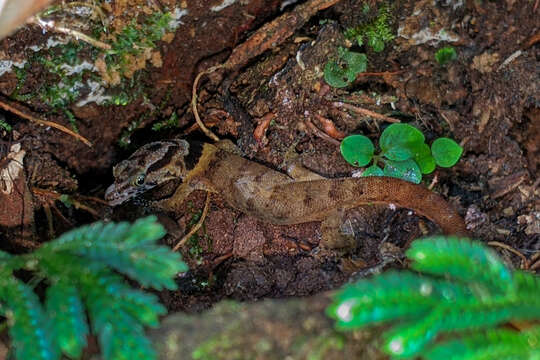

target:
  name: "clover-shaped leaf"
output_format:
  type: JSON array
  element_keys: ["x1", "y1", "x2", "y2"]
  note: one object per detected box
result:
[
  {"x1": 362, "y1": 165, "x2": 384, "y2": 177},
  {"x1": 380, "y1": 124, "x2": 425, "y2": 161},
  {"x1": 431, "y1": 138, "x2": 462, "y2": 168},
  {"x1": 341, "y1": 135, "x2": 374, "y2": 167},
  {"x1": 383, "y1": 159, "x2": 422, "y2": 184},
  {"x1": 414, "y1": 143, "x2": 436, "y2": 174},
  {"x1": 323, "y1": 61, "x2": 350, "y2": 88},
  {"x1": 324, "y1": 49, "x2": 367, "y2": 88}
]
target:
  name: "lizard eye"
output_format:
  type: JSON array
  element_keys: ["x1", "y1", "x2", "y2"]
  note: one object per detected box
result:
[{"x1": 134, "y1": 174, "x2": 145, "y2": 186}]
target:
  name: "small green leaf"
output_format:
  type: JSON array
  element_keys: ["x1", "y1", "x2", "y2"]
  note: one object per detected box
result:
[
  {"x1": 383, "y1": 159, "x2": 422, "y2": 184},
  {"x1": 435, "y1": 46, "x2": 457, "y2": 65},
  {"x1": 362, "y1": 165, "x2": 384, "y2": 177},
  {"x1": 414, "y1": 143, "x2": 436, "y2": 174},
  {"x1": 380, "y1": 124, "x2": 425, "y2": 161},
  {"x1": 324, "y1": 61, "x2": 350, "y2": 88},
  {"x1": 324, "y1": 49, "x2": 367, "y2": 88},
  {"x1": 340, "y1": 135, "x2": 375, "y2": 167},
  {"x1": 342, "y1": 51, "x2": 367, "y2": 76},
  {"x1": 431, "y1": 138, "x2": 462, "y2": 168}
]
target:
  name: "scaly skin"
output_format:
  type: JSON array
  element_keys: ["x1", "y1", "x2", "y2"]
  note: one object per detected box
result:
[{"x1": 106, "y1": 140, "x2": 468, "y2": 241}]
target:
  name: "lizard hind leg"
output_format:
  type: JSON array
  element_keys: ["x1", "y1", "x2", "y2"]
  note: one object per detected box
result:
[
  {"x1": 319, "y1": 209, "x2": 356, "y2": 249},
  {"x1": 286, "y1": 161, "x2": 326, "y2": 181}
]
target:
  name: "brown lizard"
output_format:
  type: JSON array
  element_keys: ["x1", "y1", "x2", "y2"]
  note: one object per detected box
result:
[{"x1": 105, "y1": 139, "x2": 468, "y2": 246}]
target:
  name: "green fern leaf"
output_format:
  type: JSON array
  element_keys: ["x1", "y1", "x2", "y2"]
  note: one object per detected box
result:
[
  {"x1": 40, "y1": 216, "x2": 187, "y2": 289},
  {"x1": 513, "y1": 270, "x2": 540, "y2": 300},
  {"x1": 439, "y1": 298, "x2": 540, "y2": 332},
  {"x1": 424, "y1": 326, "x2": 540, "y2": 360},
  {"x1": 406, "y1": 236, "x2": 512, "y2": 292},
  {"x1": 327, "y1": 271, "x2": 473, "y2": 329},
  {"x1": 0, "y1": 249, "x2": 12, "y2": 260},
  {"x1": 0, "y1": 278, "x2": 58, "y2": 360},
  {"x1": 96, "y1": 310, "x2": 155, "y2": 360},
  {"x1": 383, "y1": 307, "x2": 445, "y2": 358},
  {"x1": 86, "y1": 272, "x2": 166, "y2": 326},
  {"x1": 383, "y1": 297, "x2": 540, "y2": 358},
  {"x1": 83, "y1": 276, "x2": 157, "y2": 360},
  {"x1": 46, "y1": 281, "x2": 88, "y2": 358}
]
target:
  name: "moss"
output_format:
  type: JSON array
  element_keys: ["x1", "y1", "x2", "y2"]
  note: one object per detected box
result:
[
  {"x1": 11, "y1": 7, "x2": 176, "y2": 131},
  {"x1": 344, "y1": 3, "x2": 395, "y2": 53}
]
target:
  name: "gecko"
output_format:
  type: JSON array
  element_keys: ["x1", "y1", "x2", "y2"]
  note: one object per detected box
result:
[{"x1": 105, "y1": 139, "x2": 469, "y2": 247}]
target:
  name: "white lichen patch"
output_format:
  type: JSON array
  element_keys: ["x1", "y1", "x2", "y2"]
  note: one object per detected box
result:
[
  {"x1": 398, "y1": 26, "x2": 459, "y2": 45},
  {"x1": 211, "y1": 0, "x2": 242, "y2": 12},
  {"x1": 27, "y1": 36, "x2": 70, "y2": 53},
  {"x1": 76, "y1": 80, "x2": 112, "y2": 107},
  {"x1": 280, "y1": 0, "x2": 300, "y2": 10},
  {"x1": 0, "y1": 60, "x2": 26, "y2": 76},
  {"x1": 1, "y1": 143, "x2": 25, "y2": 195},
  {"x1": 60, "y1": 61, "x2": 97, "y2": 76},
  {"x1": 169, "y1": 8, "x2": 188, "y2": 29}
]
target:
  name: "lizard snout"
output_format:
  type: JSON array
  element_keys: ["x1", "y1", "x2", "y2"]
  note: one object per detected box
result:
[{"x1": 105, "y1": 183, "x2": 133, "y2": 206}]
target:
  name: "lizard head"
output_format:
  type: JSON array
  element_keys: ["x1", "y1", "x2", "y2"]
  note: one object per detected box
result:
[{"x1": 105, "y1": 139, "x2": 200, "y2": 206}]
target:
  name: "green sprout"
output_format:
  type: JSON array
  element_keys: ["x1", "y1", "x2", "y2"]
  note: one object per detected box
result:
[
  {"x1": 327, "y1": 236, "x2": 540, "y2": 359},
  {"x1": 152, "y1": 112, "x2": 179, "y2": 131},
  {"x1": 340, "y1": 123, "x2": 462, "y2": 183},
  {"x1": 324, "y1": 47, "x2": 367, "y2": 88},
  {"x1": 0, "y1": 118, "x2": 12, "y2": 131},
  {"x1": 435, "y1": 46, "x2": 458, "y2": 65},
  {"x1": 0, "y1": 216, "x2": 187, "y2": 360}
]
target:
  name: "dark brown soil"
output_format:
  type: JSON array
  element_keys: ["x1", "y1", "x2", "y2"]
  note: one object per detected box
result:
[{"x1": 0, "y1": 0, "x2": 538, "y2": 317}]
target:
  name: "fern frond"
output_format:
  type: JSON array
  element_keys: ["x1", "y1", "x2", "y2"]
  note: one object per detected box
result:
[
  {"x1": 0, "y1": 277, "x2": 58, "y2": 360},
  {"x1": 382, "y1": 307, "x2": 445, "y2": 358},
  {"x1": 1, "y1": 216, "x2": 186, "y2": 360},
  {"x1": 327, "y1": 271, "x2": 473, "y2": 329},
  {"x1": 406, "y1": 236, "x2": 512, "y2": 293},
  {"x1": 383, "y1": 296, "x2": 540, "y2": 358},
  {"x1": 439, "y1": 298, "x2": 540, "y2": 332},
  {"x1": 424, "y1": 326, "x2": 540, "y2": 360},
  {"x1": 82, "y1": 273, "x2": 157, "y2": 360},
  {"x1": 39, "y1": 216, "x2": 187, "y2": 289},
  {"x1": 46, "y1": 281, "x2": 88, "y2": 358},
  {"x1": 0, "y1": 250, "x2": 26, "y2": 275},
  {"x1": 84, "y1": 272, "x2": 166, "y2": 327},
  {"x1": 513, "y1": 270, "x2": 540, "y2": 300}
]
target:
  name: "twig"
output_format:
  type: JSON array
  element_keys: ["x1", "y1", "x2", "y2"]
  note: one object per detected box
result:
[
  {"x1": 32, "y1": 187, "x2": 99, "y2": 218},
  {"x1": 224, "y1": 0, "x2": 340, "y2": 72},
  {"x1": 428, "y1": 173, "x2": 439, "y2": 190},
  {"x1": 253, "y1": 112, "x2": 275, "y2": 142},
  {"x1": 32, "y1": 14, "x2": 111, "y2": 50},
  {"x1": 488, "y1": 241, "x2": 529, "y2": 270},
  {"x1": 314, "y1": 114, "x2": 345, "y2": 139},
  {"x1": 333, "y1": 102, "x2": 401, "y2": 123},
  {"x1": 0, "y1": 98, "x2": 92, "y2": 147},
  {"x1": 529, "y1": 252, "x2": 540, "y2": 271},
  {"x1": 355, "y1": 70, "x2": 403, "y2": 77},
  {"x1": 211, "y1": 252, "x2": 233, "y2": 268},
  {"x1": 172, "y1": 192, "x2": 212, "y2": 252},
  {"x1": 191, "y1": 65, "x2": 223, "y2": 142},
  {"x1": 304, "y1": 119, "x2": 340, "y2": 145}
]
